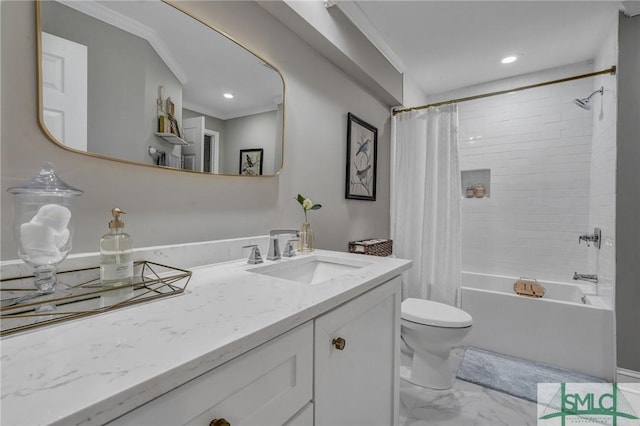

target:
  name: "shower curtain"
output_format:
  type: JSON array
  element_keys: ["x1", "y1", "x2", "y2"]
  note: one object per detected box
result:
[{"x1": 390, "y1": 106, "x2": 461, "y2": 306}]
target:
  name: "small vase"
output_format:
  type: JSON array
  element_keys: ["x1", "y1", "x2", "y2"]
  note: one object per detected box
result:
[{"x1": 298, "y1": 222, "x2": 315, "y2": 252}]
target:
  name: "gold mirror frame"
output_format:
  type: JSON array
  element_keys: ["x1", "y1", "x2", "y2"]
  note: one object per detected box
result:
[{"x1": 36, "y1": 0, "x2": 285, "y2": 177}]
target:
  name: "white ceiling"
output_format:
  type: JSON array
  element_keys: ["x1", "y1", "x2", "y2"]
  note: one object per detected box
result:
[
  {"x1": 61, "y1": 1, "x2": 283, "y2": 120},
  {"x1": 339, "y1": 1, "x2": 623, "y2": 97},
  {"x1": 63, "y1": 1, "x2": 632, "y2": 112}
]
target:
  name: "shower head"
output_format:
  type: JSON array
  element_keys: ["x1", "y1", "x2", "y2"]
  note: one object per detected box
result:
[
  {"x1": 573, "y1": 98, "x2": 591, "y2": 110},
  {"x1": 573, "y1": 86, "x2": 604, "y2": 111}
]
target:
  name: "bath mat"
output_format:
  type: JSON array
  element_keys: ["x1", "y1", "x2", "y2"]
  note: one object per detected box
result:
[{"x1": 455, "y1": 347, "x2": 606, "y2": 403}]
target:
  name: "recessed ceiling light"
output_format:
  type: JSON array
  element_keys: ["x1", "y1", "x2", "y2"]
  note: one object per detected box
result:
[
  {"x1": 223, "y1": 93, "x2": 234, "y2": 99},
  {"x1": 501, "y1": 56, "x2": 518, "y2": 64}
]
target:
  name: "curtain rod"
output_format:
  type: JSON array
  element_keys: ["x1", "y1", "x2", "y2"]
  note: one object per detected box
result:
[{"x1": 392, "y1": 65, "x2": 617, "y2": 116}]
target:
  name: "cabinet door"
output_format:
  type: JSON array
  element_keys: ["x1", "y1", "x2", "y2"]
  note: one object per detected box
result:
[
  {"x1": 283, "y1": 402, "x2": 313, "y2": 426},
  {"x1": 314, "y1": 277, "x2": 401, "y2": 426},
  {"x1": 108, "y1": 322, "x2": 313, "y2": 426}
]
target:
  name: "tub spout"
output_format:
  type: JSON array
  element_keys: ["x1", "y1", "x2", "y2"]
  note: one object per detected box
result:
[{"x1": 573, "y1": 272, "x2": 598, "y2": 284}]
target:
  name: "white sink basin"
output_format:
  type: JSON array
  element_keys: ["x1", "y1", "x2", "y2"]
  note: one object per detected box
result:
[{"x1": 248, "y1": 255, "x2": 372, "y2": 285}]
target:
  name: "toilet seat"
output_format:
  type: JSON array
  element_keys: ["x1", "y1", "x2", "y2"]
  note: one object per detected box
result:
[{"x1": 401, "y1": 298, "x2": 472, "y2": 328}]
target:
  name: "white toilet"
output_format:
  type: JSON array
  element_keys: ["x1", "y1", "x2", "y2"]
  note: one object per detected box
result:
[{"x1": 401, "y1": 298, "x2": 473, "y2": 390}]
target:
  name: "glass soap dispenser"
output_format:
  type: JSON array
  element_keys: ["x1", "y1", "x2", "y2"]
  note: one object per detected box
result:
[{"x1": 100, "y1": 208, "x2": 133, "y2": 286}]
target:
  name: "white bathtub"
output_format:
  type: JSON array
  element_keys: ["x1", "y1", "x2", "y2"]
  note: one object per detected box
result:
[{"x1": 460, "y1": 272, "x2": 615, "y2": 380}]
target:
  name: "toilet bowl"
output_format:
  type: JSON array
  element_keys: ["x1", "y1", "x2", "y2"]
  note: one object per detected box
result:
[{"x1": 401, "y1": 298, "x2": 473, "y2": 389}]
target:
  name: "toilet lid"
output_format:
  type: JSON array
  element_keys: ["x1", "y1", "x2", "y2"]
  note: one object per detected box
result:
[{"x1": 401, "y1": 298, "x2": 473, "y2": 328}]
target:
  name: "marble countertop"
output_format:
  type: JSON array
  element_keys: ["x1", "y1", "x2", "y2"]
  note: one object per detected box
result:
[{"x1": 1, "y1": 249, "x2": 411, "y2": 426}]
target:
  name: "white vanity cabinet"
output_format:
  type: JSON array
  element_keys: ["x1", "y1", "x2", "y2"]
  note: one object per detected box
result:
[
  {"x1": 107, "y1": 277, "x2": 401, "y2": 426},
  {"x1": 108, "y1": 322, "x2": 314, "y2": 426},
  {"x1": 1, "y1": 244, "x2": 413, "y2": 426},
  {"x1": 314, "y1": 276, "x2": 401, "y2": 426}
]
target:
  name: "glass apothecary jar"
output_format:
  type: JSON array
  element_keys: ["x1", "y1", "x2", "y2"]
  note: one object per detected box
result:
[{"x1": 7, "y1": 163, "x2": 83, "y2": 296}]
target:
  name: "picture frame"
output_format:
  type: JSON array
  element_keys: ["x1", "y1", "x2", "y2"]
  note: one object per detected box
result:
[
  {"x1": 345, "y1": 113, "x2": 377, "y2": 201},
  {"x1": 167, "y1": 116, "x2": 181, "y2": 137},
  {"x1": 165, "y1": 98, "x2": 175, "y2": 117},
  {"x1": 239, "y1": 148, "x2": 264, "y2": 175}
]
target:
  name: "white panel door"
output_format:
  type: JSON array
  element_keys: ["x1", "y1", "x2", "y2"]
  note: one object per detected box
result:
[
  {"x1": 182, "y1": 116, "x2": 204, "y2": 172},
  {"x1": 41, "y1": 32, "x2": 87, "y2": 151}
]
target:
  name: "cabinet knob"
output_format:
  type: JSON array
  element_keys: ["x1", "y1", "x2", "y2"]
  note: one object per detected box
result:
[
  {"x1": 332, "y1": 337, "x2": 346, "y2": 350},
  {"x1": 210, "y1": 419, "x2": 231, "y2": 426}
]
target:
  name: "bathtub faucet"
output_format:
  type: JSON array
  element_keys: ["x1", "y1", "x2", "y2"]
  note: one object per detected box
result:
[
  {"x1": 578, "y1": 227, "x2": 601, "y2": 249},
  {"x1": 573, "y1": 272, "x2": 598, "y2": 284}
]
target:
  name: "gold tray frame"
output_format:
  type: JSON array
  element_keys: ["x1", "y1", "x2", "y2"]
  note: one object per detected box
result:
[{"x1": 1, "y1": 261, "x2": 192, "y2": 337}]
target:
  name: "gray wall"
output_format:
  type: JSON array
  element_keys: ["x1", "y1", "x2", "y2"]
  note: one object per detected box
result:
[
  {"x1": 224, "y1": 111, "x2": 278, "y2": 174},
  {"x1": 182, "y1": 108, "x2": 281, "y2": 174},
  {"x1": 616, "y1": 12, "x2": 640, "y2": 372},
  {"x1": 1, "y1": 1, "x2": 390, "y2": 259},
  {"x1": 182, "y1": 108, "x2": 226, "y2": 137},
  {"x1": 41, "y1": 1, "x2": 182, "y2": 165}
]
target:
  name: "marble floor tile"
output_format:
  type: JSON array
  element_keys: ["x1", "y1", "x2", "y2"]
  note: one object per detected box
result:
[{"x1": 399, "y1": 348, "x2": 538, "y2": 426}]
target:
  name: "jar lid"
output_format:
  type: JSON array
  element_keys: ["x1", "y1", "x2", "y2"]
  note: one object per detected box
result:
[{"x1": 7, "y1": 162, "x2": 83, "y2": 196}]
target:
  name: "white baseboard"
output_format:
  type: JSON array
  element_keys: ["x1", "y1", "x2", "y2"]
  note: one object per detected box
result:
[{"x1": 618, "y1": 367, "x2": 640, "y2": 383}]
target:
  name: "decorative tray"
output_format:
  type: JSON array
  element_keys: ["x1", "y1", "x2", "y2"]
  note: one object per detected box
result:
[{"x1": 1, "y1": 261, "x2": 191, "y2": 337}]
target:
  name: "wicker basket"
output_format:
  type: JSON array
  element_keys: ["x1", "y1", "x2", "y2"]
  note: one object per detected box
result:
[{"x1": 348, "y1": 239, "x2": 393, "y2": 257}]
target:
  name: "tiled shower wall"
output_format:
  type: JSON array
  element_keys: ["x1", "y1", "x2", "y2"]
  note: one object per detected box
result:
[
  {"x1": 588, "y1": 28, "x2": 618, "y2": 307},
  {"x1": 458, "y1": 78, "x2": 597, "y2": 283},
  {"x1": 587, "y1": 80, "x2": 616, "y2": 305}
]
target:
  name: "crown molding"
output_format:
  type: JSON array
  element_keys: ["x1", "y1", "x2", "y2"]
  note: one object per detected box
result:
[
  {"x1": 331, "y1": 0, "x2": 405, "y2": 73},
  {"x1": 58, "y1": 0, "x2": 188, "y2": 84},
  {"x1": 622, "y1": 1, "x2": 640, "y2": 16},
  {"x1": 258, "y1": 0, "x2": 403, "y2": 105}
]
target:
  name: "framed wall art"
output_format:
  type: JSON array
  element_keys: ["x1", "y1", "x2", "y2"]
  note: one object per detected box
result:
[
  {"x1": 239, "y1": 148, "x2": 264, "y2": 175},
  {"x1": 345, "y1": 113, "x2": 377, "y2": 201}
]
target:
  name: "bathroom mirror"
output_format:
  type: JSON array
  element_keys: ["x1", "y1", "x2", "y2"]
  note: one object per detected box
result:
[{"x1": 37, "y1": 0, "x2": 284, "y2": 176}]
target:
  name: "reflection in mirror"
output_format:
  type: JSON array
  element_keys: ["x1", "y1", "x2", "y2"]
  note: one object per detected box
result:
[{"x1": 38, "y1": 0, "x2": 284, "y2": 176}]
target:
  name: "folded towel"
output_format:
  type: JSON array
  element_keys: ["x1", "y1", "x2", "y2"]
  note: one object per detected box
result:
[
  {"x1": 56, "y1": 228, "x2": 70, "y2": 249},
  {"x1": 18, "y1": 204, "x2": 71, "y2": 265},
  {"x1": 19, "y1": 222, "x2": 64, "y2": 264},
  {"x1": 31, "y1": 204, "x2": 71, "y2": 233}
]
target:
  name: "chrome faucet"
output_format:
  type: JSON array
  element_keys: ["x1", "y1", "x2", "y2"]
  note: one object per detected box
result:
[
  {"x1": 282, "y1": 239, "x2": 299, "y2": 258},
  {"x1": 267, "y1": 230, "x2": 299, "y2": 260},
  {"x1": 573, "y1": 272, "x2": 598, "y2": 284},
  {"x1": 578, "y1": 227, "x2": 601, "y2": 249},
  {"x1": 242, "y1": 244, "x2": 263, "y2": 264}
]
